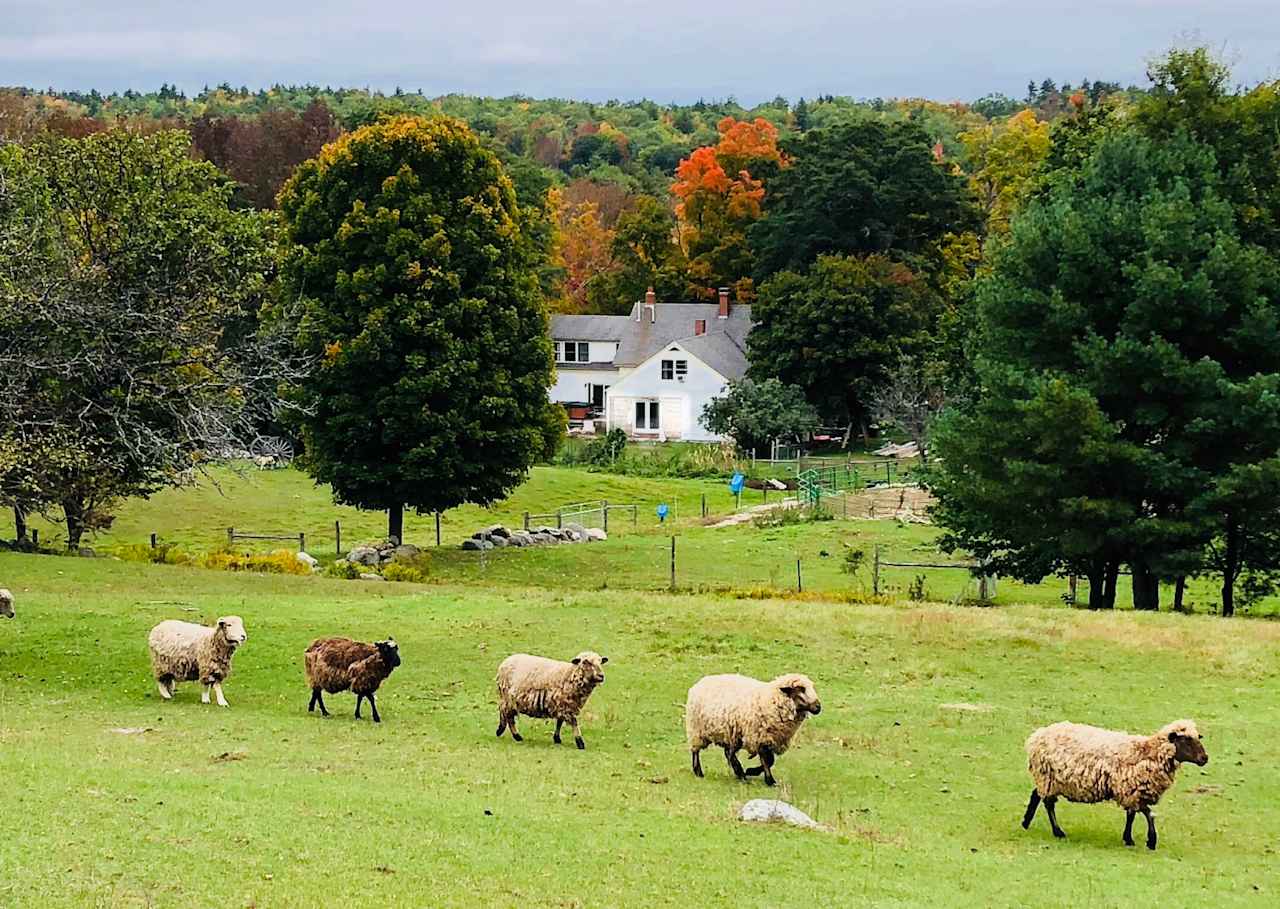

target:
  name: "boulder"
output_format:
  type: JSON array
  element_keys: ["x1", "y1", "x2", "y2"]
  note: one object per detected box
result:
[
  {"x1": 347, "y1": 546, "x2": 381, "y2": 567},
  {"x1": 564, "y1": 522, "x2": 586, "y2": 536},
  {"x1": 485, "y1": 524, "x2": 511, "y2": 539},
  {"x1": 461, "y1": 539, "x2": 485, "y2": 551},
  {"x1": 738, "y1": 799, "x2": 824, "y2": 831},
  {"x1": 490, "y1": 536, "x2": 508, "y2": 548},
  {"x1": 359, "y1": 573, "x2": 386, "y2": 582},
  {"x1": 585, "y1": 528, "x2": 607, "y2": 542},
  {"x1": 296, "y1": 551, "x2": 320, "y2": 571}
]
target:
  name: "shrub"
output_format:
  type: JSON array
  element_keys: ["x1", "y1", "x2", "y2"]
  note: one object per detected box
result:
[
  {"x1": 324, "y1": 559, "x2": 361, "y2": 580},
  {"x1": 908, "y1": 573, "x2": 928, "y2": 601},
  {"x1": 114, "y1": 542, "x2": 192, "y2": 566},
  {"x1": 198, "y1": 547, "x2": 312, "y2": 575},
  {"x1": 383, "y1": 562, "x2": 428, "y2": 583}
]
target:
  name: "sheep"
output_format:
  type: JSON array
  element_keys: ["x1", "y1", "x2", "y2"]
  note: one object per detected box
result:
[
  {"x1": 0, "y1": 588, "x2": 13, "y2": 619},
  {"x1": 495, "y1": 651, "x2": 607, "y2": 749},
  {"x1": 148, "y1": 616, "x2": 247, "y2": 707},
  {"x1": 1022, "y1": 719, "x2": 1208, "y2": 850},
  {"x1": 305, "y1": 636, "x2": 401, "y2": 723},
  {"x1": 684, "y1": 673, "x2": 822, "y2": 786}
]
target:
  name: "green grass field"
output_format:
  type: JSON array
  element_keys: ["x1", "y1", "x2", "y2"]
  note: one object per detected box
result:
[
  {"x1": 2, "y1": 464, "x2": 1267, "y2": 615},
  {"x1": 1, "y1": 553, "x2": 1277, "y2": 907}
]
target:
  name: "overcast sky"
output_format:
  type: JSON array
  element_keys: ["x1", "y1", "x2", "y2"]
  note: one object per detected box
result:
[{"x1": 2, "y1": 1, "x2": 1277, "y2": 103}]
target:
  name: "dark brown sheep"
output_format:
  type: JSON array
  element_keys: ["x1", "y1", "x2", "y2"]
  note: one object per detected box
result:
[{"x1": 304, "y1": 637, "x2": 401, "y2": 722}]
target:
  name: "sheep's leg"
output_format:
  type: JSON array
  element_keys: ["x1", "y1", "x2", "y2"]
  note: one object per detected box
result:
[
  {"x1": 367, "y1": 693, "x2": 381, "y2": 724},
  {"x1": 554, "y1": 718, "x2": 565, "y2": 744},
  {"x1": 691, "y1": 748, "x2": 704, "y2": 778},
  {"x1": 571, "y1": 718, "x2": 585, "y2": 750},
  {"x1": 1141, "y1": 807, "x2": 1157, "y2": 850},
  {"x1": 1022, "y1": 789, "x2": 1041, "y2": 829},
  {"x1": 156, "y1": 679, "x2": 173, "y2": 700},
  {"x1": 1043, "y1": 797, "x2": 1066, "y2": 838},
  {"x1": 758, "y1": 747, "x2": 777, "y2": 786},
  {"x1": 1123, "y1": 810, "x2": 1136, "y2": 847},
  {"x1": 212, "y1": 682, "x2": 229, "y2": 708},
  {"x1": 496, "y1": 712, "x2": 508, "y2": 738},
  {"x1": 201, "y1": 684, "x2": 212, "y2": 704},
  {"x1": 354, "y1": 694, "x2": 364, "y2": 719},
  {"x1": 309, "y1": 688, "x2": 330, "y2": 716},
  {"x1": 508, "y1": 714, "x2": 523, "y2": 742},
  {"x1": 723, "y1": 746, "x2": 747, "y2": 781}
]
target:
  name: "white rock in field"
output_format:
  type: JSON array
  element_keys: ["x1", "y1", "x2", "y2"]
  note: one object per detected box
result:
[
  {"x1": 739, "y1": 799, "x2": 824, "y2": 831},
  {"x1": 296, "y1": 551, "x2": 320, "y2": 571},
  {"x1": 585, "y1": 528, "x2": 607, "y2": 542},
  {"x1": 359, "y1": 573, "x2": 386, "y2": 582}
]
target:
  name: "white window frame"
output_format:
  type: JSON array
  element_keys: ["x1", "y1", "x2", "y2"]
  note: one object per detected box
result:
[
  {"x1": 558, "y1": 341, "x2": 589, "y2": 363},
  {"x1": 634, "y1": 399, "x2": 660, "y2": 430}
]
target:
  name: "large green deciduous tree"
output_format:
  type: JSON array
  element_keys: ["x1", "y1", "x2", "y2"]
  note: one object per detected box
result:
[
  {"x1": 748, "y1": 254, "x2": 938, "y2": 443},
  {"x1": 930, "y1": 128, "x2": 1280, "y2": 613},
  {"x1": 0, "y1": 131, "x2": 285, "y2": 549},
  {"x1": 278, "y1": 115, "x2": 561, "y2": 541},
  {"x1": 748, "y1": 118, "x2": 976, "y2": 280},
  {"x1": 701, "y1": 378, "x2": 819, "y2": 455}
]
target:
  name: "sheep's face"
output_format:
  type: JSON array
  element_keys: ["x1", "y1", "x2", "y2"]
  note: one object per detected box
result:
[
  {"x1": 1165, "y1": 720, "x2": 1207, "y2": 766},
  {"x1": 0, "y1": 590, "x2": 13, "y2": 619},
  {"x1": 570, "y1": 651, "x2": 607, "y2": 685},
  {"x1": 776, "y1": 673, "x2": 822, "y2": 715},
  {"x1": 216, "y1": 616, "x2": 247, "y2": 647},
  {"x1": 377, "y1": 638, "x2": 401, "y2": 670}
]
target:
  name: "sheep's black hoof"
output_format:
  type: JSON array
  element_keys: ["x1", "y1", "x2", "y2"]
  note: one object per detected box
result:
[
  {"x1": 495, "y1": 726, "x2": 504, "y2": 738},
  {"x1": 1021, "y1": 820, "x2": 1031, "y2": 830},
  {"x1": 575, "y1": 736, "x2": 585, "y2": 750},
  {"x1": 1147, "y1": 840, "x2": 1157, "y2": 851},
  {"x1": 511, "y1": 733, "x2": 523, "y2": 742},
  {"x1": 1124, "y1": 839, "x2": 1134, "y2": 847},
  {"x1": 553, "y1": 735, "x2": 562, "y2": 745},
  {"x1": 1053, "y1": 829, "x2": 1066, "y2": 839},
  {"x1": 763, "y1": 777, "x2": 776, "y2": 787}
]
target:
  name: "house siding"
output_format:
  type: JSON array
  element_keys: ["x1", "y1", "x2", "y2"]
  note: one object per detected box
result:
[{"x1": 606, "y1": 345, "x2": 729, "y2": 442}]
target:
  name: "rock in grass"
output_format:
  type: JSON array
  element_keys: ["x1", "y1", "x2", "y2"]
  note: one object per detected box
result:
[
  {"x1": 739, "y1": 799, "x2": 824, "y2": 831},
  {"x1": 585, "y1": 528, "x2": 607, "y2": 542},
  {"x1": 296, "y1": 551, "x2": 320, "y2": 571},
  {"x1": 359, "y1": 573, "x2": 386, "y2": 582}
]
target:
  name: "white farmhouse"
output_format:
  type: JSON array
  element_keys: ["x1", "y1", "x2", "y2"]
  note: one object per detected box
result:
[{"x1": 549, "y1": 287, "x2": 753, "y2": 441}]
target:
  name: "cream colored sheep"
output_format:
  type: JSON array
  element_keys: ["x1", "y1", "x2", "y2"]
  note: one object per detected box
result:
[
  {"x1": 148, "y1": 616, "x2": 247, "y2": 707},
  {"x1": 0, "y1": 588, "x2": 13, "y2": 619},
  {"x1": 495, "y1": 651, "x2": 607, "y2": 749},
  {"x1": 1022, "y1": 719, "x2": 1208, "y2": 849},
  {"x1": 685, "y1": 673, "x2": 822, "y2": 786}
]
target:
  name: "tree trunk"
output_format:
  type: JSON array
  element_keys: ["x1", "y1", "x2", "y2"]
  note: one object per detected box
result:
[
  {"x1": 1173, "y1": 576, "x2": 1186, "y2": 613},
  {"x1": 860, "y1": 420, "x2": 870, "y2": 450},
  {"x1": 388, "y1": 503, "x2": 404, "y2": 545},
  {"x1": 1131, "y1": 561, "x2": 1160, "y2": 611},
  {"x1": 1222, "y1": 515, "x2": 1240, "y2": 618},
  {"x1": 1086, "y1": 559, "x2": 1109, "y2": 609},
  {"x1": 1098, "y1": 560, "x2": 1120, "y2": 610},
  {"x1": 13, "y1": 506, "x2": 27, "y2": 543},
  {"x1": 63, "y1": 497, "x2": 85, "y2": 551}
]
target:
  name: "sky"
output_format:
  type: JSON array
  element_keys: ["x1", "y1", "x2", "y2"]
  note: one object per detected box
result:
[{"x1": 1, "y1": 0, "x2": 1277, "y2": 103}]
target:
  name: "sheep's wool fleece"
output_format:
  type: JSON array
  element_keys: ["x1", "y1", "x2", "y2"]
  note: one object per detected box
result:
[
  {"x1": 0, "y1": 589, "x2": 12, "y2": 618},
  {"x1": 496, "y1": 653, "x2": 602, "y2": 720},
  {"x1": 1026, "y1": 720, "x2": 1196, "y2": 810},
  {"x1": 148, "y1": 618, "x2": 244, "y2": 684},
  {"x1": 685, "y1": 673, "x2": 814, "y2": 757},
  {"x1": 305, "y1": 638, "x2": 394, "y2": 695}
]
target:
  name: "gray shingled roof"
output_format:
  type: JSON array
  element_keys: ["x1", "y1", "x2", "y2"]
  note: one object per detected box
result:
[{"x1": 551, "y1": 301, "x2": 754, "y2": 379}]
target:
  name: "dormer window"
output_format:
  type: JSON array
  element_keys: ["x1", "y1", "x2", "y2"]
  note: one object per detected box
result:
[{"x1": 556, "y1": 341, "x2": 590, "y2": 363}]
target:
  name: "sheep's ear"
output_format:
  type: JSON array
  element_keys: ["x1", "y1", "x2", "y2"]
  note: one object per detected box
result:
[
  {"x1": 1168, "y1": 731, "x2": 1178, "y2": 742},
  {"x1": 217, "y1": 619, "x2": 227, "y2": 628},
  {"x1": 571, "y1": 657, "x2": 581, "y2": 665},
  {"x1": 601, "y1": 656, "x2": 609, "y2": 664},
  {"x1": 780, "y1": 685, "x2": 801, "y2": 698}
]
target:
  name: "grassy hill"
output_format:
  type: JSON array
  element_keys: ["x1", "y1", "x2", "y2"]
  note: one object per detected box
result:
[{"x1": 0, "y1": 554, "x2": 1275, "y2": 907}]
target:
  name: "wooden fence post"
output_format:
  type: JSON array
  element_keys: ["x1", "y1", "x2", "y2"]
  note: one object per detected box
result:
[
  {"x1": 1068, "y1": 575, "x2": 1078, "y2": 605},
  {"x1": 31, "y1": 528, "x2": 38, "y2": 547},
  {"x1": 873, "y1": 545, "x2": 881, "y2": 596},
  {"x1": 524, "y1": 511, "x2": 530, "y2": 532},
  {"x1": 335, "y1": 521, "x2": 341, "y2": 557},
  {"x1": 796, "y1": 559, "x2": 803, "y2": 593},
  {"x1": 670, "y1": 536, "x2": 676, "y2": 589},
  {"x1": 150, "y1": 533, "x2": 157, "y2": 549},
  {"x1": 603, "y1": 500, "x2": 609, "y2": 534},
  {"x1": 435, "y1": 511, "x2": 441, "y2": 547},
  {"x1": 557, "y1": 512, "x2": 563, "y2": 530},
  {"x1": 299, "y1": 532, "x2": 306, "y2": 553},
  {"x1": 701, "y1": 493, "x2": 706, "y2": 518},
  {"x1": 227, "y1": 527, "x2": 234, "y2": 546}
]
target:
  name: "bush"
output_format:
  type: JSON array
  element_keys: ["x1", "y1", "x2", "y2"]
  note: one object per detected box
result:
[
  {"x1": 324, "y1": 559, "x2": 361, "y2": 580},
  {"x1": 382, "y1": 562, "x2": 428, "y2": 583},
  {"x1": 198, "y1": 547, "x2": 313, "y2": 575},
  {"x1": 114, "y1": 542, "x2": 192, "y2": 566}
]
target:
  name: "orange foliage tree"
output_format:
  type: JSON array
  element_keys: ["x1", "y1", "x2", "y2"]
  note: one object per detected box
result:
[
  {"x1": 552, "y1": 190, "x2": 618, "y2": 313},
  {"x1": 672, "y1": 116, "x2": 783, "y2": 300}
]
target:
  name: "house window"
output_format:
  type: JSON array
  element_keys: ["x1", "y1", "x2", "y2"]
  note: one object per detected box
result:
[
  {"x1": 635, "y1": 400, "x2": 660, "y2": 430},
  {"x1": 661, "y1": 359, "x2": 687, "y2": 380},
  {"x1": 557, "y1": 341, "x2": 589, "y2": 363}
]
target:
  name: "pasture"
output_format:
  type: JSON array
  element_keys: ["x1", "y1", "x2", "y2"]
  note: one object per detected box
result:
[{"x1": 1, "y1": 553, "x2": 1278, "y2": 907}]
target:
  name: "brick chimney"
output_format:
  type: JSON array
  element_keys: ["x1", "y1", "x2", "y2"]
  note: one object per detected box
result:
[
  {"x1": 645, "y1": 286, "x2": 657, "y2": 323},
  {"x1": 717, "y1": 287, "x2": 730, "y2": 319},
  {"x1": 694, "y1": 319, "x2": 706, "y2": 336}
]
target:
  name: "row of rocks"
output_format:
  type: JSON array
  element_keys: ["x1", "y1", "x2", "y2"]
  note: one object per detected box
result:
[
  {"x1": 345, "y1": 539, "x2": 423, "y2": 568},
  {"x1": 460, "y1": 523, "x2": 606, "y2": 551}
]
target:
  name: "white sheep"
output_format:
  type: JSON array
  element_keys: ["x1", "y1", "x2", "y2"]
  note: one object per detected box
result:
[
  {"x1": 685, "y1": 673, "x2": 822, "y2": 785},
  {"x1": 0, "y1": 588, "x2": 13, "y2": 619},
  {"x1": 148, "y1": 616, "x2": 247, "y2": 707},
  {"x1": 1022, "y1": 719, "x2": 1208, "y2": 849},
  {"x1": 495, "y1": 651, "x2": 607, "y2": 749}
]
